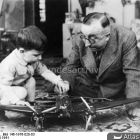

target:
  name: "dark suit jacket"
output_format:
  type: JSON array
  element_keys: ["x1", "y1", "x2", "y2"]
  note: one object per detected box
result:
[{"x1": 61, "y1": 24, "x2": 140, "y2": 98}]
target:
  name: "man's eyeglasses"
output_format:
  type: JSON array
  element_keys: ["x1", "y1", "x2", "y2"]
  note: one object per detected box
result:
[{"x1": 80, "y1": 33, "x2": 110, "y2": 44}]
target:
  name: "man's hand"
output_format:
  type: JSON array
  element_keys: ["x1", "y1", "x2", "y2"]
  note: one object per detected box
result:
[
  {"x1": 54, "y1": 80, "x2": 69, "y2": 94},
  {"x1": 126, "y1": 101, "x2": 140, "y2": 120},
  {"x1": 127, "y1": 107, "x2": 140, "y2": 120}
]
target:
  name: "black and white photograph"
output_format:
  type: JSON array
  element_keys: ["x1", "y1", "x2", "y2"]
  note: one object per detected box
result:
[{"x1": 0, "y1": 0, "x2": 140, "y2": 136}]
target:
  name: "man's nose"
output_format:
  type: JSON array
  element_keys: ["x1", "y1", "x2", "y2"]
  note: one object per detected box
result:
[{"x1": 85, "y1": 40, "x2": 91, "y2": 47}]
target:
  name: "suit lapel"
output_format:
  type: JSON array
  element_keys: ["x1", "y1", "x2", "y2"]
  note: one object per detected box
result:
[{"x1": 98, "y1": 25, "x2": 118, "y2": 77}]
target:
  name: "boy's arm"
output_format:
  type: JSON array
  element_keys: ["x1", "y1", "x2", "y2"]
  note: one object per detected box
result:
[
  {"x1": 0, "y1": 64, "x2": 21, "y2": 105},
  {"x1": 0, "y1": 64, "x2": 15, "y2": 85},
  {"x1": 35, "y1": 61, "x2": 69, "y2": 93},
  {"x1": 41, "y1": 69, "x2": 62, "y2": 85},
  {"x1": 35, "y1": 61, "x2": 62, "y2": 85}
]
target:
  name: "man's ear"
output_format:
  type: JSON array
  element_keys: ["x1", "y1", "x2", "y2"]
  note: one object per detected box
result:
[{"x1": 19, "y1": 48, "x2": 25, "y2": 53}]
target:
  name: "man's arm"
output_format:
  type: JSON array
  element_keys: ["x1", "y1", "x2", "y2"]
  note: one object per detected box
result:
[{"x1": 123, "y1": 31, "x2": 140, "y2": 98}]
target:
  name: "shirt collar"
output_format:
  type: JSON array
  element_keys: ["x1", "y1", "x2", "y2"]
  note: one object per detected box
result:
[{"x1": 13, "y1": 49, "x2": 28, "y2": 66}]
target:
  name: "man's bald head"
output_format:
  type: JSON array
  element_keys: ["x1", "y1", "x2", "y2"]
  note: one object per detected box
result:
[
  {"x1": 83, "y1": 12, "x2": 110, "y2": 27},
  {"x1": 81, "y1": 12, "x2": 111, "y2": 50},
  {"x1": 81, "y1": 12, "x2": 110, "y2": 36}
]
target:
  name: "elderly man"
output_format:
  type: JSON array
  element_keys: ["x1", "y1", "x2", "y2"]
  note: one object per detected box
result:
[{"x1": 61, "y1": 12, "x2": 140, "y2": 118}]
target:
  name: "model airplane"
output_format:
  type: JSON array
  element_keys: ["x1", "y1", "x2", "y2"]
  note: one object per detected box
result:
[{"x1": 0, "y1": 93, "x2": 139, "y2": 131}]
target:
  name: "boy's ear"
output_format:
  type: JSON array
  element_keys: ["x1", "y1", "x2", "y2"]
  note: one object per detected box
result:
[{"x1": 19, "y1": 48, "x2": 25, "y2": 53}]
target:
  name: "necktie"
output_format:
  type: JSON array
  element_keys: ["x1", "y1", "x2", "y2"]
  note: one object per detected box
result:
[{"x1": 93, "y1": 51, "x2": 102, "y2": 72}]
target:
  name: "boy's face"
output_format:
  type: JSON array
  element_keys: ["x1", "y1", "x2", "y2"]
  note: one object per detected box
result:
[{"x1": 20, "y1": 49, "x2": 43, "y2": 63}]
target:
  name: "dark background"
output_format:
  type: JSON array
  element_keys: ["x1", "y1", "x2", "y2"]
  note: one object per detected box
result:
[{"x1": 35, "y1": 0, "x2": 68, "y2": 56}]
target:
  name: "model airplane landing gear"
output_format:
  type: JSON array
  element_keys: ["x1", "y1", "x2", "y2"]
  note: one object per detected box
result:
[{"x1": 33, "y1": 115, "x2": 44, "y2": 131}]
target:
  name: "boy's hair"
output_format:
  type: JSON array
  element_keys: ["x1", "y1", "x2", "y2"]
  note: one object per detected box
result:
[
  {"x1": 16, "y1": 25, "x2": 47, "y2": 51},
  {"x1": 83, "y1": 12, "x2": 110, "y2": 28}
]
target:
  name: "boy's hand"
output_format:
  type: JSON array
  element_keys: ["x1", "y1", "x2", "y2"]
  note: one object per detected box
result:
[{"x1": 55, "y1": 80, "x2": 69, "y2": 94}]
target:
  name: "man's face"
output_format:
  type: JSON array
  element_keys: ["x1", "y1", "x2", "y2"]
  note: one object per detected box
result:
[
  {"x1": 21, "y1": 49, "x2": 43, "y2": 63},
  {"x1": 81, "y1": 20, "x2": 110, "y2": 50}
]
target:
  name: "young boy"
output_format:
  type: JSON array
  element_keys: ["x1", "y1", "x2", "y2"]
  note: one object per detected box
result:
[{"x1": 0, "y1": 25, "x2": 69, "y2": 106}]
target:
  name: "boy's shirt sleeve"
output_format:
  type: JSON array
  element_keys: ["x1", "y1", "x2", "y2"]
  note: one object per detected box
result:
[
  {"x1": 0, "y1": 64, "x2": 16, "y2": 85},
  {"x1": 34, "y1": 61, "x2": 49, "y2": 75},
  {"x1": 34, "y1": 61, "x2": 62, "y2": 85}
]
